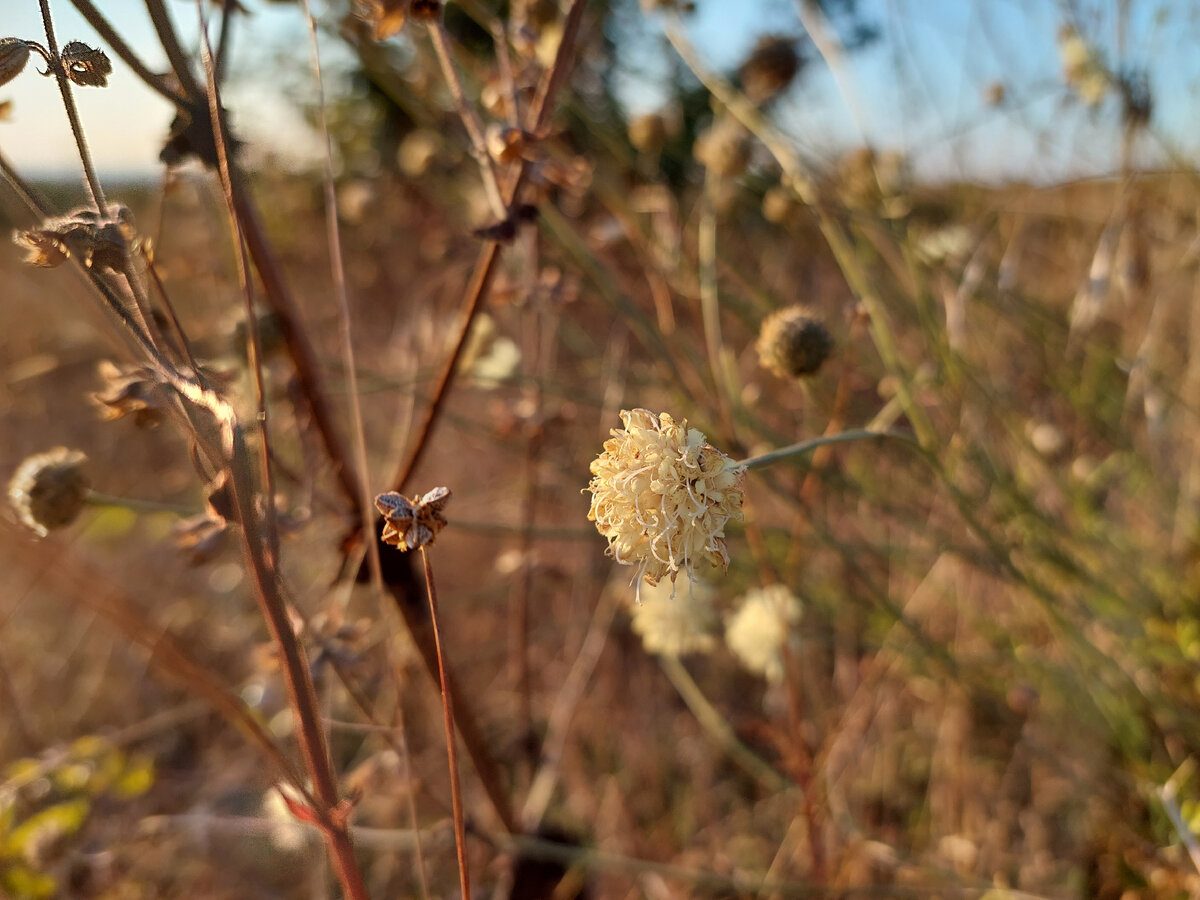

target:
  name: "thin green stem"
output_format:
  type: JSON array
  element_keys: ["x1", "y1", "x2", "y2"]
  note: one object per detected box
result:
[
  {"x1": 737, "y1": 428, "x2": 914, "y2": 471},
  {"x1": 658, "y1": 655, "x2": 794, "y2": 793}
]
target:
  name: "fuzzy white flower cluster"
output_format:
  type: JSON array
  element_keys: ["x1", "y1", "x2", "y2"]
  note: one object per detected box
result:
[
  {"x1": 586, "y1": 409, "x2": 745, "y2": 588},
  {"x1": 725, "y1": 584, "x2": 802, "y2": 684},
  {"x1": 630, "y1": 577, "x2": 718, "y2": 658}
]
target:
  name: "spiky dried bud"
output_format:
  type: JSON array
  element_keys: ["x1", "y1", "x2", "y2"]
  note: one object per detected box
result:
[
  {"x1": 60, "y1": 41, "x2": 111, "y2": 87},
  {"x1": 757, "y1": 306, "x2": 834, "y2": 378},
  {"x1": 694, "y1": 119, "x2": 751, "y2": 178},
  {"x1": 0, "y1": 39, "x2": 31, "y2": 89},
  {"x1": 8, "y1": 448, "x2": 90, "y2": 537},
  {"x1": 586, "y1": 409, "x2": 745, "y2": 589},
  {"x1": 375, "y1": 487, "x2": 451, "y2": 552},
  {"x1": 738, "y1": 35, "x2": 800, "y2": 105}
]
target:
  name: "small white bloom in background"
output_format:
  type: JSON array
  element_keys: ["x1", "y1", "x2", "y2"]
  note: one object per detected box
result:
[
  {"x1": 630, "y1": 577, "x2": 717, "y2": 659},
  {"x1": 725, "y1": 584, "x2": 802, "y2": 684},
  {"x1": 261, "y1": 784, "x2": 314, "y2": 852}
]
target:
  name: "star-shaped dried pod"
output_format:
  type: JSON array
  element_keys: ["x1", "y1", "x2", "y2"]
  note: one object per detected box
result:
[
  {"x1": 0, "y1": 39, "x2": 32, "y2": 89},
  {"x1": 374, "y1": 486, "x2": 451, "y2": 552},
  {"x1": 59, "y1": 41, "x2": 111, "y2": 87}
]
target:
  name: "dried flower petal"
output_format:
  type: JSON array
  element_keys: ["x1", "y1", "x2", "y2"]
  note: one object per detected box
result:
[
  {"x1": 0, "y1": 39, "x2": 31, "y2": 89},
  {"x1": 14, "y1": 206, "x2": 132, "y2": 272},
  {"x1": 8, "y1": 447, "x2": 90, "y2": 537},
  {"x1": 60, "y1": 41, "x2": 111, "y2": 87},
  {"x1": 585, "y1": 409, "x2": 745, "y2": 589},
  {"x1": 375, "y1": 486, "x2": 451, "y2": 552}
]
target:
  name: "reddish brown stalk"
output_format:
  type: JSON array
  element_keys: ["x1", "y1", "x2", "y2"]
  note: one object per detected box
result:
[
  {"x1": 419, "y1": 547, "x2": 471, "y2": 900},
  {"x1": 388, "y1": 0, "x2": 588, "y2": 492}
]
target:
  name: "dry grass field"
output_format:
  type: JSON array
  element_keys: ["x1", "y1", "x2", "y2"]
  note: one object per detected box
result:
[{"x1": 3, "y1": 1, "x2": 1200, "y2": 898}]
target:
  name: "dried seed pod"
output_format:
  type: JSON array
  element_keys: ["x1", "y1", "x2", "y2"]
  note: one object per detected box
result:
[
  {"x1": 738, "y1": 35, "x2": 800, "y2": 105},
  {"x1": 487, "y1": 124, "x2": 530, "y2": 165},
  {"x1": 8, "y1": 448, "x2": 90, "y2": 537},
  {"x1": 13, "y1": 229, "x2": 69, "y2": 267},
  {"x1": 0, "y1": 39, "x2": 31, "y2": 89},
  {"x1": 13, "y1": 205, "x2": 132, "y2": 272},
  {"x1": 409, "y1": 0, "x2": 442, "y2": 20},
  {"x1": 60, "y1": 41, "x2": 111, "y2": 87},
  {"x1": 694, "y1": 119, "x2": 751, "y2": 178},
  {"x1": 375, "y1": 487, "x2": 451, "y2": 552},
  {"x1": 354, "y1": 0, "x2": 409, "y2": 40},
  {"x1": 756, "y1": 306, "x2": 834, "y2": 378}
]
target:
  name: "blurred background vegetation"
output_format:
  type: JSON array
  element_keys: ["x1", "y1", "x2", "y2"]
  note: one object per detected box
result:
[{"x1": 5, "y1": 0, "x2": 1200, "y2": 897}]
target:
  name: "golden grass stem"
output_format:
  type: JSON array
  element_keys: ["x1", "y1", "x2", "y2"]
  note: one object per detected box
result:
[{"x1": 737, "y1": 428, "x2": 913, "y2": 471}]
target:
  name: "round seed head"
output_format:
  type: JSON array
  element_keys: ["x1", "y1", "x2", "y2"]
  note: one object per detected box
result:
[
  {"x1": 694, "y1": 119, "x2": 751, "y2": 178},
  {"x1": 60, "y1": 41, "x2": 111, "y2": 88},
  {"x1": 738, "y1": 34, "x2": 800, "y2": 104},
  {"x1": 627, "y1": 113, "x2": 667, "y2": 154},
  {"x1": 0, "y1": 39, "x2": 31, "y2": 89},
  {"x1": 8, "y1": 447, "x2": 90, "y2": 537},
  {"x1": 585, "y1": 409, "x2": 745, "y2": 589},
  {"x1": 756, "y1": 306, "x2": 834, "y2": 378}
]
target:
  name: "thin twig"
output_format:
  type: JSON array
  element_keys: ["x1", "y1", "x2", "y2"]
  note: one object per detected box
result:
[
  {"x1": 38, "y1": 0, "x2": 106, "y2": 213},
  {"x1": 419, "y1": 546, "x2": 471, "y2": 900}
]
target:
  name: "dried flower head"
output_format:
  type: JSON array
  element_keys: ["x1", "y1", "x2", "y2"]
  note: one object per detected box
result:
[
  {"x1": 8, "y1": 447, "x2": 90, "y2": 537},
  {"x1": 629, "y1": 576, "x2": 717, "y2": 658},
  {"x1": 586, "y1": 409, "x2": 745, "y2": 589},
  {"x1": 725, "y1": 584, "x2": 801, "y2": 684},
  {"x1": 757, "y1": 306, "x2": 834, "y2": 378},
  {"x1": 60, "y1": 41, "x2": 111, "y2": 87},
  {"x1": 738, "y1": 34, "x2": 801, "y2": 105},
  {"x1": 486, "y1": 124, "x2": 532, "y2": 166},
  {"x1": 0, "y1": 39, "x2": 32, "y2": 89},
  {"x1": 375, "y1": 487, "x2": 451, "y2": 552},
  {"x1": 694, "y1": 119, "x2": 751, "y2": 178},
  {"x1": 627, "y1": 113, "x2": 668, "y2": 154}
]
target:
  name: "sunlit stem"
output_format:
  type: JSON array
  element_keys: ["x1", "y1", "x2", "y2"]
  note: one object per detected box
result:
[{"x1": 736, "y1": 429, "x2": 914, "y2": 472}]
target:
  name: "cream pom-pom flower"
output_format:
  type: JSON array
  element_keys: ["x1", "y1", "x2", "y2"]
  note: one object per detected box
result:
[
  {"x1": 585, "y1": 409, "x2": 745, "y2": 589},
  {"x1": 725, "y1": 584, "x2": 802, "y2": 684},
  {"x1": 629, "y1": 576, "x2": 718, "y2": 658}
]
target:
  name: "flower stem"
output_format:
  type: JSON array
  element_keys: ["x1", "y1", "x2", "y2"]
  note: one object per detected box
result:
[
  {"x1": 736, "y1": 428, "x2": 914, "y2": 471},
  {"x1": 420, "y1": 546, "x2": 472, "y2": 900},
  {"x1": 38, "y1": 0, "x2": 107, "y2": 213}
]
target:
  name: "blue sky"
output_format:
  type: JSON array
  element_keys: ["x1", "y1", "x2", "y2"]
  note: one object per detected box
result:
[{"x1": 1, "y1": 0, "x2": 1198, "y2": 183}]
